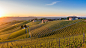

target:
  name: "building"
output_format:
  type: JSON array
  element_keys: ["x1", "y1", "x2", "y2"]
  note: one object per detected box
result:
[
  {"x1": 68, "y1": 16, "x2": 78, "y2": 20},
  {"x1": 33, "y1": 20, "x2": 37, "y2": 22},
  {"x1": 42, "y1": 19, "x2": 49, "y2": 23}
]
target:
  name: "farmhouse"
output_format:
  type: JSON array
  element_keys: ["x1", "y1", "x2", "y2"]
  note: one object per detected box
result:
[
  {"x1": 69, "y1": 16, "x2": 78, "y2": 20},
  {"x1": 42, "y1": 19, "x2": 49, "y2": 23},
  {"x1": 33, "y1": 20, "x2": 37, "y2": 22}
]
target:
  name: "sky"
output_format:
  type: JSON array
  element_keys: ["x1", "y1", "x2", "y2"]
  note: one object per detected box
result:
[{"x1": 0, "y1": 0, "x2": 86, "y2": 17}]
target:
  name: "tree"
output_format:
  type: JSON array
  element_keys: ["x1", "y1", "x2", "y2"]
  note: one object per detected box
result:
[
  {"x1": 40, "y1": 18, "x2": 46, "y2": 20},
  {"x1": 34, "y1": 18, "x2": 38, "y2": 20},
  {"x1": 24, "y1": 25, "x2": 27, "y2": 28},
  {"x1": 61, "y1": 18, "x2": 64, "y2": 20},
  {"x1": 67, "y1": 17, "x2": 69, "y2": 20},
  {"x1": 21, "y1": 25, "x2": 23, "y2": 28}
]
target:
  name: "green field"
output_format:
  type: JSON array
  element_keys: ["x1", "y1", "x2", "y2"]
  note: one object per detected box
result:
[{"x1": 0, "y1": 19, "x2": 86, "y2": 48}]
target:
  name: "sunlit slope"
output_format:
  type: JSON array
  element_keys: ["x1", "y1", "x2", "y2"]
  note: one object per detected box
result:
[
  {"x1": 81, "y1": 43, "x2": 86, "y2": 48},
  {"x1": 0, "y1": 21, "x2": 23, "y2": 31},
  {"x1": 26, "y1": 21, "x2": 41, "y2": 27},
  {"x1": 0, "y1": 20, "x2": 30, "y2": 40},
  {"x1": 29, "y1": 23, "x2": 45, "y2": 31},
  {"x1": 11, "y1": 32, "x2": 30, "y2": 40},
  {"x1": 0, "y1": 21, "x2": 30, "y2": 35},
  {"x1": 45, "y1": 21, "x2": 86, "y2": 38},
  {"x1": 0, "y1": 20, "x2": 42, "y2": 41},
  {"x1": 7, "y1": 21, "x2": 41, "y2": 39},
  {"x1": 0, "y1": 20, "x2": 23, "y2": 29},
  {"x1": 0, "y1": 27, "x2": 20, "y2": 35},
  {"x1": 8, "y1": 29, "x2": 26, "y2": 39},
  {"x1": 0, "y1": 21, "x2": 30, "y2": 32},
  {"x1": 1, "y1": 20, "x2": 86, "y2": 48},
  {"x1": 0, "y1": 33, "x2": 85, "y2": 48},
  {"x1": 31, "y1": 20, "x2": 81, "y2": 37},
  {"x1": 0, "y1": 20, "x2": 82, "y2": 41},
  {"x1": 0, "y1": 34, "x2": 10, "y2": 40}
]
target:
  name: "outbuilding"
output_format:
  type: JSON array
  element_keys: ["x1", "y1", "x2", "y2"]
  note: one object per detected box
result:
[
  {"x1": 69, "y1": 16, "x2": 78, "y2": 20},
  {"x1": 42, "y1": 19, "x2": 49, "y2": 23}
]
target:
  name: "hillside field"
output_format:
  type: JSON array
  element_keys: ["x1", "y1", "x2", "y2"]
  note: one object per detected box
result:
[{"x1": 0, "y1": 19, "x2": 86, "y2": 48}]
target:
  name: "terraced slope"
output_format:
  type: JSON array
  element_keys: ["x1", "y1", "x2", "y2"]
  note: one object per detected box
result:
[
  {"x1": 0, "y1": 21, "x2": 30, "y2": 32},
  {"x1": 0, "y1": 20, "x2": 23, "y2": 30},
  {"x1": 30, "y1": 20, "x2": 81, "y2": 37},
  {"x1": 0, "y1": 20, "x2": 43, "y2": 41},
  {"x1": 8, "y1": 29, "x2": 26, "y2": 39},
  {"x1": 29, "y1": 23, "x2": 45, "y2": 31},
  {"x1": 0, "y1": 19, "x2": 86, "y2": 48},
  {"x1": 0, "y1": 32, "x2": 85, "y2": 48},
  {"x1": 26, "y1": 21, "x2": 41, "y2": 27},
  {"x1": 45, "y1": 21, "x2": 86, "y2": 38},
  {"x1": 0, "y1": 20, "x2": 30, "y2": 40}
]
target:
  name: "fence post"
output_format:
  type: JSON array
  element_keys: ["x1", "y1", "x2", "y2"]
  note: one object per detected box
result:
[
  {"x1": 11, "y1": 42, "x2": 13, "y2": 45},
  {"x1": 45, "y1": 42, "x2": 46, "y2": 47},
  {"x1": 83, "y1": 32, "x2": 85, "y2": 43},
  {"x1": 28, "y1": 27, "x2": 29, "y2": 32},
  {"x1": 73, "y1": 36, "x2": 74, "y2": 44},
  {"x1": 64, "y1": 37, "x2": 65, "y2": 45},
  {"x1": 56, "y1": 38, "x2": 58, "y2": 47},
  {"x1": 49, "y1": 41, "x2": 50, "y2": 48},
  {"x1": 25, "y1": 29, "x2": 27, "y2": 34},
  {"x1": 35, "y1": 44, "x2": 36, "y2": 48},
  {"x1": 69, "y1": 36, "x2": 70, "y2": 48},
  {"x1": 21, "y1": 46, "x2": 22, "y2": 48},
  {"x1": 7, "y1": 42, "x2": 8, "y2": 47},
  {"x1": 28, "y1": 27, "x2": 31, "y2": 38},
  {"x1": 40, "y1": 43, "x2": 41, "y2": 48},
  {"x1": 25, "y1": 29, "x2": 27, "y2": 38},
  {"x1": 59, "y1": 38, "x2": 60, "y2": 48}
]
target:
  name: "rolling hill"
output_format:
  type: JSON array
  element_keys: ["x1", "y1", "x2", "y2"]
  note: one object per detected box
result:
[{"x1": 0, "y1": 19, "x2": 86, "y2": 48}]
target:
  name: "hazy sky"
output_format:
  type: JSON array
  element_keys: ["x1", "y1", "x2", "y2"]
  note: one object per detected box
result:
[{"x1": 0, "y1": 0, "x2": 86, "y2": 17}]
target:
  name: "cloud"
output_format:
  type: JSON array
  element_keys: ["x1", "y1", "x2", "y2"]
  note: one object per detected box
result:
[{"x1": 46, "y1": 1, "x2": 60, "y2": 5}]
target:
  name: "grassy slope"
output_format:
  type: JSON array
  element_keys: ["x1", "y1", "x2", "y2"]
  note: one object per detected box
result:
[
  {"x1": 0, "y1": 20, "x2": 30, "y2": 40},
  {"x1": 30, "y1": 20, "x2": 81, "y2": 37},
  {"x1": 0, "y1": 33, "x2": 85, "y2": 48},
  {"x1": 26, "y1": 21, "x2": 41, "y2": 27},
  {"x1": 46, "y1": 21, "x2": 86, "y2": 38},
  {"x1": 0, "y1": 21, "x2": 24, "y2": 40},
  {"x1": 8, "y1": 29, "x2": 26, "y2": 39},
  {"x1": 0, "y1": 21, "x2": 24, "y2": 33},
  {"x1": 0, "y1": 20, "x2": 41, "y2": 41},
  {"x1": 29, "y1": 23, "x2": 45, "y2": 31},
  {"x1": 8, "y1": 21, "x2": 41, "y2": 39},
  {"x1": 1, "y1": 19, "x2": 86, "y2": 48},
  {"x1": 0, "y1": 21, "x2": 30, "y2": 32},
  {"x1": 1, "y1": 20, "x2": 81, "y2": 40},
  {"x1": 0, "y1": 20, "x2": 23, "y2": 30}
]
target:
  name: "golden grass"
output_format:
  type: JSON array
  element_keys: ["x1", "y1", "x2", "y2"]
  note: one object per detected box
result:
[{"x1": 8, "y1": 29, "x2": 26, "y2": 39}]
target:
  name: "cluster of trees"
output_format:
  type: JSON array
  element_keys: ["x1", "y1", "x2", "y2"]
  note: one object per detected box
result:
[
  {"x1": 30, "y1": 17, "x2": 70, "y2": 21},
  {"x1": 61, "y1": 17, "x2": 69, "y2": 20},
  {"x1": 21, "y1": 25, "x2": 28, "y2": 29}
]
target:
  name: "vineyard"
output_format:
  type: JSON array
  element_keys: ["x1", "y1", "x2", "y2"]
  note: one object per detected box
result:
[
  {"x1": 0, "y1": 20, "x2": 30, "y2": 41},
  {"x1": 0, "y1": 19, "x2": 86, "y2": 48},
  {"x1": 30, "y1": 20, "x2": 81, "y2": 37}
]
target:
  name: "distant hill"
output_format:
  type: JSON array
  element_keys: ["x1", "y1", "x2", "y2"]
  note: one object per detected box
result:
[{"x1": 0, "y1": 17, "x2": 36, "y2": 23}]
